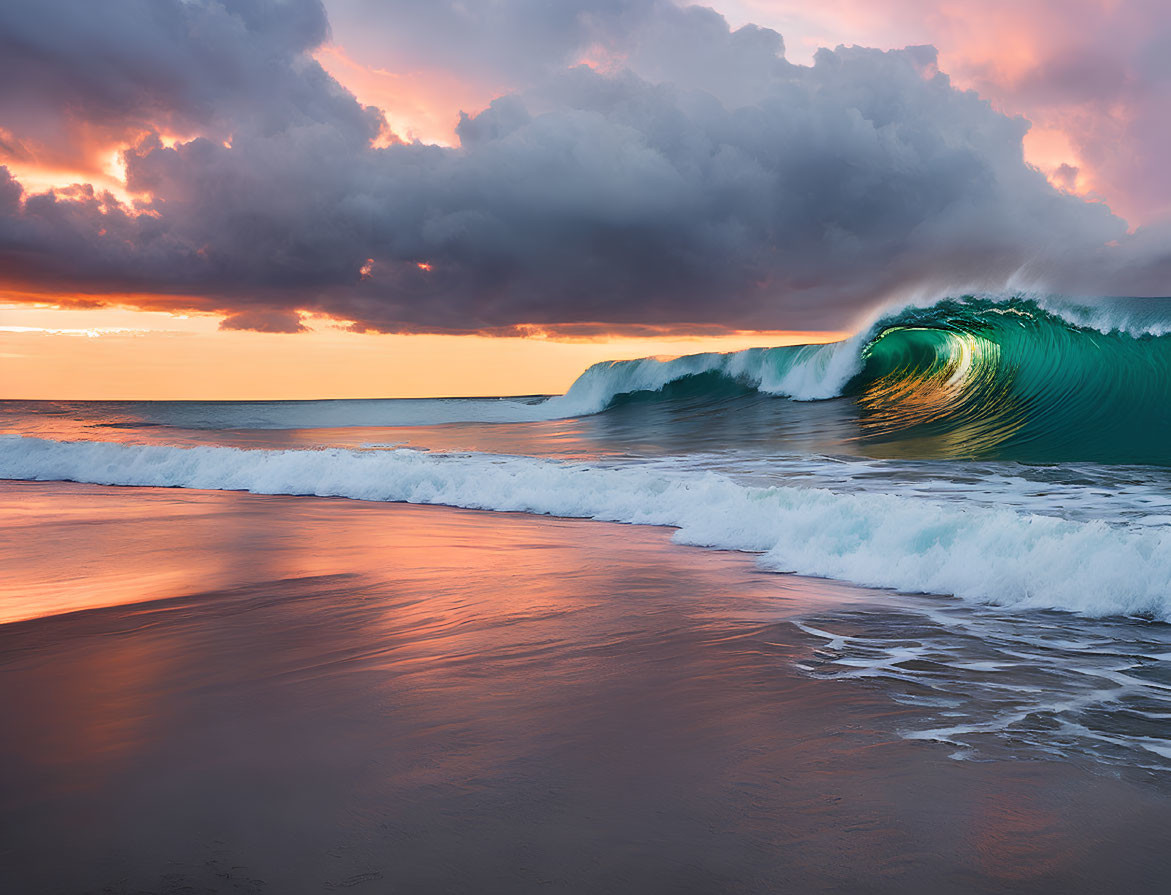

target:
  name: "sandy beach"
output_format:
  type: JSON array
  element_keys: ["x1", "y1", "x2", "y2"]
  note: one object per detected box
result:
[
  {"x1": 6, "y1": 0, "x2": 1171, "y2": 889},
  {"x1": 1, "y1": 481, "x2": 1169, "y2": 893}
]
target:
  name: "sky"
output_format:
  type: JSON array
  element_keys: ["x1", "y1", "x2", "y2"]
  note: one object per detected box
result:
[{"x1": 1, "y1": 0, "x2": 1169, "y2": 398}]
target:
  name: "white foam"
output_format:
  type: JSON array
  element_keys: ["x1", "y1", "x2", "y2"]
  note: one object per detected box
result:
[
  {"x1": 544, "y1": 335, "x2": 864, "y2": 415},
  {"x1": 4, "y1": 435, "x2": 1170, "y2": 621},
  {"x1": 1034, "y1": 295, "x2": 1171, "y2": 338}
]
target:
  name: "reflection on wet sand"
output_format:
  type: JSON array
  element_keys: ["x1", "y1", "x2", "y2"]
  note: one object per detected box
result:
[{"x1": 2, "y1": 482, "x2": 1170, "y2": 893}]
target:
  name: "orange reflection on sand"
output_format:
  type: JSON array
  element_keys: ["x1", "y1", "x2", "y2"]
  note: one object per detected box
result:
[
  {"x1": 0, "y1": 480, "x2": 1158, "y2": 891},
  {"x1": 968, "y1": 784, "x2": 1075, "y2": 881},
  {"x1": 0, "y1": 484, "x2": 273, "y2": 624},
  {"x1": 0, "y1": 482, "x2": 655, "y2": 626},
  {"x1": 29, "y1": 634, "x2": 177, "y2": 780}
]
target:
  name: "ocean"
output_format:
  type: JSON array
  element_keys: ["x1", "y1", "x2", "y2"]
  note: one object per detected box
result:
[{"x1": 3, "y1": 293, "x2": 1171, "y2": 890}]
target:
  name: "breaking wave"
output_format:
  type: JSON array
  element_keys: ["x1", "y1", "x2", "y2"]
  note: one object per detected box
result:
[{"x1": 553, "y1": 295, "x2": 1171, "y2": 464}]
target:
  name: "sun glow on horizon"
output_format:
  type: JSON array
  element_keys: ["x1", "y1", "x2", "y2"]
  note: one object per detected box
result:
[
  {"x1": 0, "y1": 304, "x2": 846, "y2": 401},
  {"x1": 0, "y1": 0, "x2": 1156, "y2": 406}
]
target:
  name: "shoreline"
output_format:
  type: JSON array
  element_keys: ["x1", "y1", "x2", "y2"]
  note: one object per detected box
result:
[
  {"x1": 3, "y1": 482, "x2": 1171, "y2": 892},
  {"x1": 6, "y1": 435, "x2": 1171, "y2": 624},
  {"x1": 0, "y1": 478, "x2": 900, "y2": 628}
]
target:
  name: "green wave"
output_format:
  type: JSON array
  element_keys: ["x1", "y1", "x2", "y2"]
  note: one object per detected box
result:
[{"x1": 850, "y1": 297, "x2": 1171, "y2": 465}]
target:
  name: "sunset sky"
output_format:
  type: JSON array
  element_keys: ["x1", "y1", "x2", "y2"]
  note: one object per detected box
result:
[{"x1": 2, "y1": 0, "x2": 1169, "y2": 398}]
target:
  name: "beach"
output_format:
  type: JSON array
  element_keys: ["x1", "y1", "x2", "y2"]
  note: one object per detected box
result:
[
  {"x1": 2, "y1": 480, "x2": 1169, "y2": 893},
  {"x1": 6, "y1": 0, "x2": 1171, "y2": 890}
]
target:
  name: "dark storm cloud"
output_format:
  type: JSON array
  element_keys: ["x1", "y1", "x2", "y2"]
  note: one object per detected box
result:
[
  {"x1": 0, "y1": 0, "x2": 1165, "y2": 334},
  {"x1": 0, "y1": 0, "x2": 376, "y2": 153}
]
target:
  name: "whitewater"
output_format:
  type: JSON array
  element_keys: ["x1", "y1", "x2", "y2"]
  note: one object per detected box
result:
[{"x1": 4, "y1": 434, "x2": 1171, "y2": 621}]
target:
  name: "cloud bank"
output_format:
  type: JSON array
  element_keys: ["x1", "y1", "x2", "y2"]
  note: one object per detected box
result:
[
  {"x1": 0, "y1": 0, "x2": 1167, "y2": 335},
  {"x1": 732, "y1": 0, "x2": 1171, "y2": 224}
]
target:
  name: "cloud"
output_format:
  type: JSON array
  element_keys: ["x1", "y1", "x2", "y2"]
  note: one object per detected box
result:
[
  {"x1": 0, "y1": 0, "x2": 1166, "y2": 335},
  {"x1": 325, "y1": 1, "x2": 791, "y2": 107},
  {"x1": 219, "y1": 309, "x2": 308, "y2": 333},
  {"x1": 723, "y1": 0, "x2": 1171, "y2": 223},
  {"x1": 0, "y1": 0, "x2": 377, "y2": 171},
  {"x1": 324, "y1": 0, "x2": 661, "y2": 85}
]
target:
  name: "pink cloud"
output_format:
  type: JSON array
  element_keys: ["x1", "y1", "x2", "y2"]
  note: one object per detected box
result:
[{"x1": 736, "y1": 0, "x2": 1171, "y2": 224}]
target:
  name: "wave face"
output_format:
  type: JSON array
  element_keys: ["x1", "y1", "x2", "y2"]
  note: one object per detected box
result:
[
  {"x1": 3, "y1": 435, "x2": 1171, "y2": 621},
  {"x1": 850, "y1": 297, "x2": 1171, "y2": 464},
  {"x1": 551, "y1": 295, "x2": 1171, "y2": 465}
]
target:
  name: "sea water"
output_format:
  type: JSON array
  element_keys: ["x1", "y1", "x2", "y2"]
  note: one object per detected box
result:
[{"x1": 3, "y1": 293, "x2": 1171, "y2": 774}]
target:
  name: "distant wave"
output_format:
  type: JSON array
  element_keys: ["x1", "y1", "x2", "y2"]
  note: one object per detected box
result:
[
  {"x1": 550, "y1": 331, "x2": 866, "y2": 410},
  {"x1": 3, "y1": 435, "x2": 1170, "y2": 620}
]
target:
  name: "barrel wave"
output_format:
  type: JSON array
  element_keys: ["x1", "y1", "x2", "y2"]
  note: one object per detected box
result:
[
  {"x1": 851, "y1": 297, "x2": 1171, "y2": 464},
  {"x1": 559, "y1": 296, "x2": 1171, "y2": 466}
]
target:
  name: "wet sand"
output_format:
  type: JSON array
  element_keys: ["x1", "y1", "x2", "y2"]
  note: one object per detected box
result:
[{"x1": 1, "y1": 481, "x2": 1169, "y2": 893}]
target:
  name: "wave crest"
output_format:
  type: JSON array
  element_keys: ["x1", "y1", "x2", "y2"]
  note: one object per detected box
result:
[{"x1": 553, "y1": 294, "x2": 1171, "y2": 464}]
